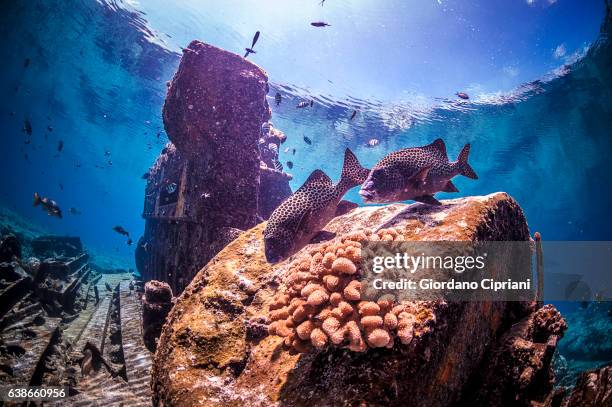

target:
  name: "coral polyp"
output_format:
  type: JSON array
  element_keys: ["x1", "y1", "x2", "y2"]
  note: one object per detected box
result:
[{"x1": 267, "y1": 227, "x2": 436, "y2": 352}]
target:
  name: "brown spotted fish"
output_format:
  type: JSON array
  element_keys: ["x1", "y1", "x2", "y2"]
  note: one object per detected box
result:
[
  {"x1": 359, "y1": 138, "x2": 477, "y2": 206},
  {"x1": 264, "y1": 149, "x2": 369, "y2": 263}
]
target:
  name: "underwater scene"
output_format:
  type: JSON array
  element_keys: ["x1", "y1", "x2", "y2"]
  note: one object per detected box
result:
[{"x1": 0, "y1": 0, "x2": 610, "y2": 405}]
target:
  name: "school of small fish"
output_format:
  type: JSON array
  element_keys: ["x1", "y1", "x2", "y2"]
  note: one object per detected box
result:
[{"x1": 16, "y1": 8, "x2": 478, "y2": 266}]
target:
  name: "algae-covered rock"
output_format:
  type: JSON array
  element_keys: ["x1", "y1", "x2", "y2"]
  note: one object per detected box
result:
[{"x1": 152, "y1": 192, "x2": 556, "y2": 406}]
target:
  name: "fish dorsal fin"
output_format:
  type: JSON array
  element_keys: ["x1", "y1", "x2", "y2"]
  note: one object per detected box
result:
[
  {"x1": 297, "y1": 169, "x2": 333, "y2": 193},
  {"x1": 427, "y1": 138, "x2": 447, "y2": 156}
]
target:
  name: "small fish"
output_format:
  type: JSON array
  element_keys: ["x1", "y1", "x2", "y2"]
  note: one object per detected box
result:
[
  {"x1": 112, "y1": 226, "x2": 130, "y2": 237},
  {"x1": 58, "y1": 140, "x2": 64, "y2": 152},
  {"x1": 47, "y1": 125, "x2": 53, "y2": 132},
  {"x1": 311, "y1": 21, "x2": 331, "y2": 27},
  {"x1": 359, "y1": 138, "x2": 478, "y2": 205},
  {"x1": 264, "y1": 148, "x2": 369, "y2": 263},
  {"x1": 127, "y1": 238, "x2": 133, "y2": 246},
  {"x1": 456, "y1": 92, "x2": 469, "y2": 100},
  {"x1": 296, "y1": 101, "x2": 311, "y2": 109},
  {"x1": 59, "y1": 183, "x2": 64, "y2": 191},
  {"x1": 23, "y1": 119, "x2": 32, "y2": 135},
  {"x1": 244, "y1": 31, "x2": 260, "y2": 58},
  {"x1": 284, "y1": 147, "x2": 290, "y2": 153},
  {"x1": 104, "y1": 150, "x2": 111, "y2": 156},
  {"x1": 105, "y1": 282, "x2": 113, "y2": 292},
  {"x1": 275, "y1": 92, "x2": 282, "y2": 106},
  {"x1": 350, "y1": 110, "x2": 357, "y2": 120},
  {"x1": 33, "y1": 192, "x2": 62, "y2": 218},
  {"x1": 366, "y1": 138, "x2": 379, "y2": 148},
  {"x1": 319, "y1": 0, "x2": 326, "y2": 5},
  {"x1": 292, "y1": 148, "x2": 296, "y2": 155},
  {"x1": 23, "y1": 58, "x2": 30, "y2": 68},
  {"x1": 141, "y1": 171, "x2": 150, "y2": 179},
  {"x1": 69, "y1": 207, "x2": 82, "y2": 215},
  {"x1": 303, "y1": 136, "x2": 312, "y2": 145},
  {"x1": 286, "y1": 161, "x2": 294, "y2": 169}
]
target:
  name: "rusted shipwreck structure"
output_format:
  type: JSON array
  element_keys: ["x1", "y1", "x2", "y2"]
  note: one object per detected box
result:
[
  {"x1": 137, "y1": 41, "x2": 291, "y2": 293},
  {"x1": 0, "y1": 233, "x2": 152, "y2": 405}
]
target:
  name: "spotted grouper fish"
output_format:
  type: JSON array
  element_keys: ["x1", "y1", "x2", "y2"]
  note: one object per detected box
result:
[
  {"x1": 359, "y1": 138, "x2": 477, "y2": 205},
  {"x1": 264, "y1": 149, "x2": 369, "y2": 263}
]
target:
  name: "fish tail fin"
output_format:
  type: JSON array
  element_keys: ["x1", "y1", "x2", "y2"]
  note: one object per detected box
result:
[
  {"x1": 33, "y1": 192, "x2": 41, "y2": 206},
  {"x1": 456, "y1": 144, "x2": 478, "y2": 179},
  {"x1": 340, "y1": 148, "x2": 369, "y2": 188}
]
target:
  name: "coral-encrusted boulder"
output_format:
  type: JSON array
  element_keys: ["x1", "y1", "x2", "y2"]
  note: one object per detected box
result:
[{"x1": 152, "y1": 193, "x2": 558, "y2": 406}]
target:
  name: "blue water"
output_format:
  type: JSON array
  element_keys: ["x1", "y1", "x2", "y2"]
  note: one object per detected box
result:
[{"x1": 0, "y1": 0, "x2": 610, "y2": 375}]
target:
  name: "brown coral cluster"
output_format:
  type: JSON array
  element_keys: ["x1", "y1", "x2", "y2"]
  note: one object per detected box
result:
[
  {"x1": 267, "y1": 227, "x2": 435, "y2": 353},
  {"x1": 531, "y1": 303, "x2": 567, "y2": 341}
]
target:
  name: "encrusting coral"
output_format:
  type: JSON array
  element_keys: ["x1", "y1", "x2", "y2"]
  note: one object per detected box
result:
[{"x1": 268, "y1": 227, "x2": 437, "y2": 353}]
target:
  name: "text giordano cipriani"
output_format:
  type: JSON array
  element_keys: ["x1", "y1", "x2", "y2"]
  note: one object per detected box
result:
[{"x1": 369, "y1": 253, "x2": 531, "y2": 292}]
